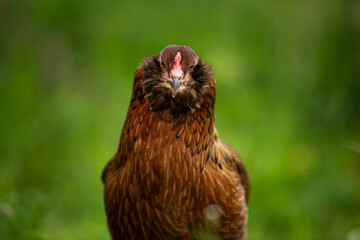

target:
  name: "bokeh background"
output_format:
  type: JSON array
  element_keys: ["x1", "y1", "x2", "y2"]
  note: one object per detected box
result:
[{"x1": 1, "y1": 0, "x2": 359, "y2": 239}]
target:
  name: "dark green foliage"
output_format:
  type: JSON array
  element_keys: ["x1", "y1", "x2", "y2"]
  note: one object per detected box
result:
[{"x1": 0, "y1": 0, "x2": 359, "y2": 239}]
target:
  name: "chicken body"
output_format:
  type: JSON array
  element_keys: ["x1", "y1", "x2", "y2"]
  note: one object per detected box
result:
[{"x1": 102, "y1": 45, "x2": 249, "y2": 240}]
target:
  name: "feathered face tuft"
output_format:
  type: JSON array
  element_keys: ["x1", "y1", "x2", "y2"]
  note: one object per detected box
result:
[{"x1": 137, "y1": 45, "x2": 215, "y2": 117}]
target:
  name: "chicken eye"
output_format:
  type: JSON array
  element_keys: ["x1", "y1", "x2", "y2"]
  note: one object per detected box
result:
[
  {"x1": 160, "y1": 61, "x2": 166, "y2": 69},
  {"x1": 189, "y1": 64, "x2": 195, "y2": 71}
]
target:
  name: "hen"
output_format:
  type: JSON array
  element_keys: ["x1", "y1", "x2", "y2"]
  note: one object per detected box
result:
[{"x1": 102, "y1": 45, "x2": 249, "y2": 240}]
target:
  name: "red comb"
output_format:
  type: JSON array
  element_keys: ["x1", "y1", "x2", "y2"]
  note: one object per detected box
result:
[
  {"x1": 174, "y1": 52, "x2": 181, "y2": 65},
  {"x1": 170, "y1": 52, "x2": 183, "y2": 78}
]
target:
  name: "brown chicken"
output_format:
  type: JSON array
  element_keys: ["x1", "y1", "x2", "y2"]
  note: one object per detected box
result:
[{"x1": 102, "y1": 45, "x2": 249, "y2": 240}]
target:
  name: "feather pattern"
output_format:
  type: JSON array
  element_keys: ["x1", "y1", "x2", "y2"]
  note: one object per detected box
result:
[{"x1": 102, "y1": 45, "x2": 249, "y2": 240}]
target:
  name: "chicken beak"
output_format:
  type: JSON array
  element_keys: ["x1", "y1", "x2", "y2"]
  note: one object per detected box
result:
[{"x1": 171, "y1": 77, "x2": 181, "y2": 98}]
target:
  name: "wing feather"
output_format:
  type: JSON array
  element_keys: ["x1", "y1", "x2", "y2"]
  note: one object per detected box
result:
[
  {"x1": 215, "y1": 139, "x2": 250, "y2": 203},
  {"x1": 102, "y1": 154, "x2": 118, "y2": 184}
]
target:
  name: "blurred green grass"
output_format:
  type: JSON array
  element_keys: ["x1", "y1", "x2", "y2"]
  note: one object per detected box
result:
[{"x1": 1, "y1": 0, "x2": 359, "y2": 239}]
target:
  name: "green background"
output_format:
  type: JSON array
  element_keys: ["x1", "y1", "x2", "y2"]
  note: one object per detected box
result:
[{"x1": 1, "y1": 0, "x2": 359, "y2": 239}]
